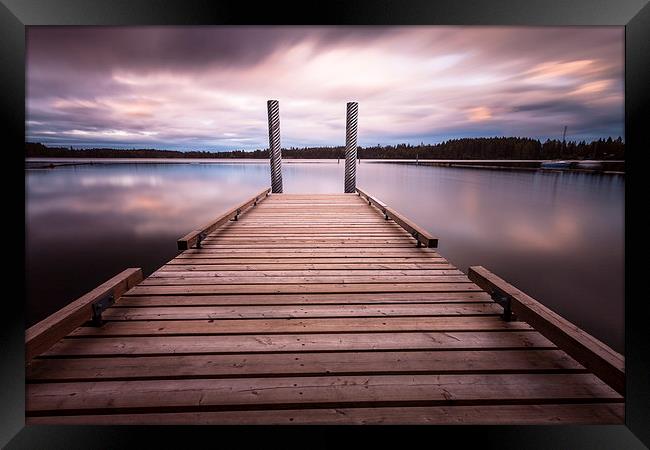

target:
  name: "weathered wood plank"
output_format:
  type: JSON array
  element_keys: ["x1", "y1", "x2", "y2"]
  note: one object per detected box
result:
[
  {"x1": 157, "y1": 264, "x2": 457, "y2": 271},
  {"x1": 468, "y1": 266, "x2": 625, "y2": 396},
  {"x1": 26, "y1": 373, "x2": 621, "y2": 416},
  {"x1": 179, "y1": 248, "x2": 438, "y2": 255},
  {"x1": 198, "y1": 243, "x2": 420, "y2": 249},
  {"x1": 116, "y1": 292, "x2": 494, "y2": 306},
  {"x1": 167, "y1": 257, "x2": 448, "y2": 264},
  {"x1": 41, "y1": 331, "x2": 556, "y2": 357},
  {"x1": 26, "y1": 403, "x2": 624, "y2": 425},
  {"x1": 25, "y1": 268, "x2": 143, "y2": 361},
  {"x1": 153, "y1": 267, "x2": 459, "y2": 275},
  {"x1": 26, "y1": 349, "x2": 584, "y2": 382},
  {"x1": 70, "y1": 316, "x2": 532, "y2": 337},
  {"x1": 139, "y1": 275, "x2": 471, "y2": 286},
  {"x1": 126, "y1": 282, "x2": 480, "y2": 296},
  {"x1": 101, "y1": 303, "x2": 502, "y2": 320}
]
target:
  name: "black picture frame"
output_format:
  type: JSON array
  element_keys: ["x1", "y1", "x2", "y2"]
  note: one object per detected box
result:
[{"x1": 2, "y1": 0, "x2": 648, "y2": 447}]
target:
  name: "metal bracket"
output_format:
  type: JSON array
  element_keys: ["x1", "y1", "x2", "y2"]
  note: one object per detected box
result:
[
  {"x1": 383, "y1": 209, "x2": 389, "y2": 220},
  {"x1": 490, "y1": 292, "x2": 513, "y2": 321},
  {"x1": 196, "y1": 232, "x2": 207, "y2": 248},
  {"x1": 92, "y1": 292, "x2": 115, "y2": 326},
  {"x1": 412, "y1": 231, "x2": 421, "y2": 247}
]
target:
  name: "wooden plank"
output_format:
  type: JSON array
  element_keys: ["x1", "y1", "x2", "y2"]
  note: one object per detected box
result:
[
  {"x1": 139, "y1": 275, "x2": 471, "y2": 286},
  {"x1": 102, "y1": 303, "x2": 502, "y2": 320},
  {"x1": 25, "y1": 268, "x2": 143, "y2": 362},
  {"x1": 202, "y1": 237, "x2": 416, "y2": 243},
  {"x1": 167, "y1": 257, "x2": 448, "y2": 264},
  {"x1": 198, "y1": 243, "x2": 419, "y2": 249},
  {"x1": 177, "y1": 187, "x2": 271, "y2": 250},
  {"x1": 116, "y1": 292, "x2": 494, "y2": 306},
  {"x1": 153, "y1": 267, "x2": 459, "y2": 275},
  {"x1": 208, "y1": 233, "x2": 411, "y2": 238},
  {"x1": 26, "y1": 373, "x2": 621, "y2": 416},
  {"x1": 179, "y1": 247, "x2": 438, "y2": 253},
  {"x1": 41, "y1": 331, "x2": 556, "y2": 357},
  {"x1": 221, "y1": 224, "x2": 404, "y2": 229},
  {"x1": 176, "y1": 249, "x2": 439, "y2": 257},
  {"x1": 26, "y1": 403, "x2": 624, "y2": 425},
  {"x1": 157, "y1": 263, "x2": 458, "y2": 271},
  {"x1": 468, "y1": 266, "x2": 625, "y2": 396},
  {"x1": 26, "y1": 349, "x2": 585, "y2": 382},
  {"x1": 70, "y1": 317, "x2": 532, "y2": 337},
  {"x1": 126, "y1": 282, "x2": 480, "y2": 296}
]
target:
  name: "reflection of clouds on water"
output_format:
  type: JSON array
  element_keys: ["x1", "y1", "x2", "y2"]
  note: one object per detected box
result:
[
  {"x1": 26, "y1": 164, "x2": 269, "y2": 239},
  {"x1": 505, "y1": 212, "x2": 579, "y2": 252},
  {"x1": 79, "y1": 174, "x2": 163, "y2": 188}
]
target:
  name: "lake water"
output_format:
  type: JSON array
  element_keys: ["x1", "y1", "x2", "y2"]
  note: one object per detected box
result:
[{"x1": 25, "y1": 160, "x2": 625, "y2": 353}]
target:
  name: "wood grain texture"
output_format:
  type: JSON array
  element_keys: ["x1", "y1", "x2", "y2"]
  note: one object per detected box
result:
[{"x1": 26, "y1": 403, "x2": 624, "y2": 425}]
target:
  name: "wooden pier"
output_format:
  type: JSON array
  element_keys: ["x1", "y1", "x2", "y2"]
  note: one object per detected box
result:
[{"x1": 25, "y1": 188, "x2": 624, "y2": 424}]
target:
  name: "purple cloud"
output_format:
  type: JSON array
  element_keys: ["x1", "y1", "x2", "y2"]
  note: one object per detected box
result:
[{"x1": 26, "y1": 26, "x2": 624, "y2": 150}]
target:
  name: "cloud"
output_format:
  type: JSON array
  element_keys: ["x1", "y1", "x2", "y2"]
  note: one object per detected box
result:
[{"x1": 26, "y1": 26, "x2": 624, "y2": 150}]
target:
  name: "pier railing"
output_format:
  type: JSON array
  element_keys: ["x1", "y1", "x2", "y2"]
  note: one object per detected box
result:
[
  {"x1": 356, "y1": 187, "x2": 438, "y2": 248},
  {"x1": 468, "y1": 265, "x2": 625, "y2": 396},
  {"x1": 177, "y1": 187, "x2": 271, "y2": 250},
  {"x1": 25, "y1": 267, "x2": 143, "y2": 361}
]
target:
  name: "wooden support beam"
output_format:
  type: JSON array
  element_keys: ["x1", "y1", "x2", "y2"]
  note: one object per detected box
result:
[
  {"x1": 356, "y1": 187, "x2": 438, "y2": 248},
  {"x1": 25, "y1": 268, "x2": 143, "y2": 362},
  {"x1": 467, "y1": 265, "x2": 625, "y2": 396},
  {"x1": 177, "y1": 188, "x2": 271, "y2": 250}
]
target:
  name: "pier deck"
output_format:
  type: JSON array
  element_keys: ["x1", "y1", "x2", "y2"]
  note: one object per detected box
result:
[{"x1": 25, "y1": 191, "x2": 624, "y2": 424}]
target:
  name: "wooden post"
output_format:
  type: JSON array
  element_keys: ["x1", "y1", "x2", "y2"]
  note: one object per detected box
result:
[
  {"x1": 344, "y1": 102, "x2": 359, "y2": 193},
  {"x1": 267, "y1": 100, "x2": 283, "y2": 193}
]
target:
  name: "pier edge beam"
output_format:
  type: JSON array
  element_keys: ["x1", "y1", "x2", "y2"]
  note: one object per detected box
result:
[
  {"x1": 344, "y1": 101, "x2": 359, "y2": 193},
  {"x1": 267, "y1": 99, "x2": 283, "y2": 193}
]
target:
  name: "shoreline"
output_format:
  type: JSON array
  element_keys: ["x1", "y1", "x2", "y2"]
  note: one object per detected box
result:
[{"x1": 25, "y1": 157, "x2": 625, "y2": 175}]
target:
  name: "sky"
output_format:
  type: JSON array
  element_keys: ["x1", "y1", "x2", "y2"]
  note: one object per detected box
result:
[{"x1": 26, "y1": 26, "x2": 624, "y2": 151}]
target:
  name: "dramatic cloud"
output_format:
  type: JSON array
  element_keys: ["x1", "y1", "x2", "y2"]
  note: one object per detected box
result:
[{"x1": 26, "y1": 26, "x2": 624, "y2": 150}]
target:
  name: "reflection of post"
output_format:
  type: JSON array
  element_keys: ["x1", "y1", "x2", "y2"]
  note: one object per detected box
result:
[
  {"x1": 267, "y1": 100, "x2": 283, "y2": 193},
  {"x1": 344, "y1": 102, "x2": 359, "y2": 193}
]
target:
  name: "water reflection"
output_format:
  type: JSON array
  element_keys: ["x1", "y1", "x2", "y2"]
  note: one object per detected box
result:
[{"x1": 25, "y1": 161, "x2": 624, "y2": 352}]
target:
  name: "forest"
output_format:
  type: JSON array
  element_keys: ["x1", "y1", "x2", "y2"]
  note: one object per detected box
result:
[{"x1": 25, "y1": 136, "x2": 624, "y2": 160}]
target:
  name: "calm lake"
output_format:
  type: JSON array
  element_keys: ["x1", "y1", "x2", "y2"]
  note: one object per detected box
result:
[{"x1": 25, "y1": 160, "x2": 625, "y2": 353}]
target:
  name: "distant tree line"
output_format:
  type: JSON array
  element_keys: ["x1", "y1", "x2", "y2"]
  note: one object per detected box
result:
[{"x1": 25, "y1": 136, "x2": 624, "y2": 160}]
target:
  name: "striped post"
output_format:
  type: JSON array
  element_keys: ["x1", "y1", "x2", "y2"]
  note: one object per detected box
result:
[
  {"x1": 344, "y1": 102, "x2": 359, "y2": 193},
  {"x1": 267, "y1": 99, "x2": 283, "y2": 193}
]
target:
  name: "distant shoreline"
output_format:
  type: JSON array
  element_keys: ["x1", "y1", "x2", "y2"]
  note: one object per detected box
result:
[
  {"x1": 25, "y1": 136, "x2": 625, "y2": 162},
  {"x1": 25, "y1": 157, "x2": 625, "y2": 175}
]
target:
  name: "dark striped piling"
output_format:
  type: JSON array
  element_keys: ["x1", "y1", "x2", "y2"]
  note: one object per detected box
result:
[
  {"x1": 344, "y1": 102, "x2": 359, "y2": 193},
  {"x1": 267, "y1": 100, "x2": 283, "y2": 193}
]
